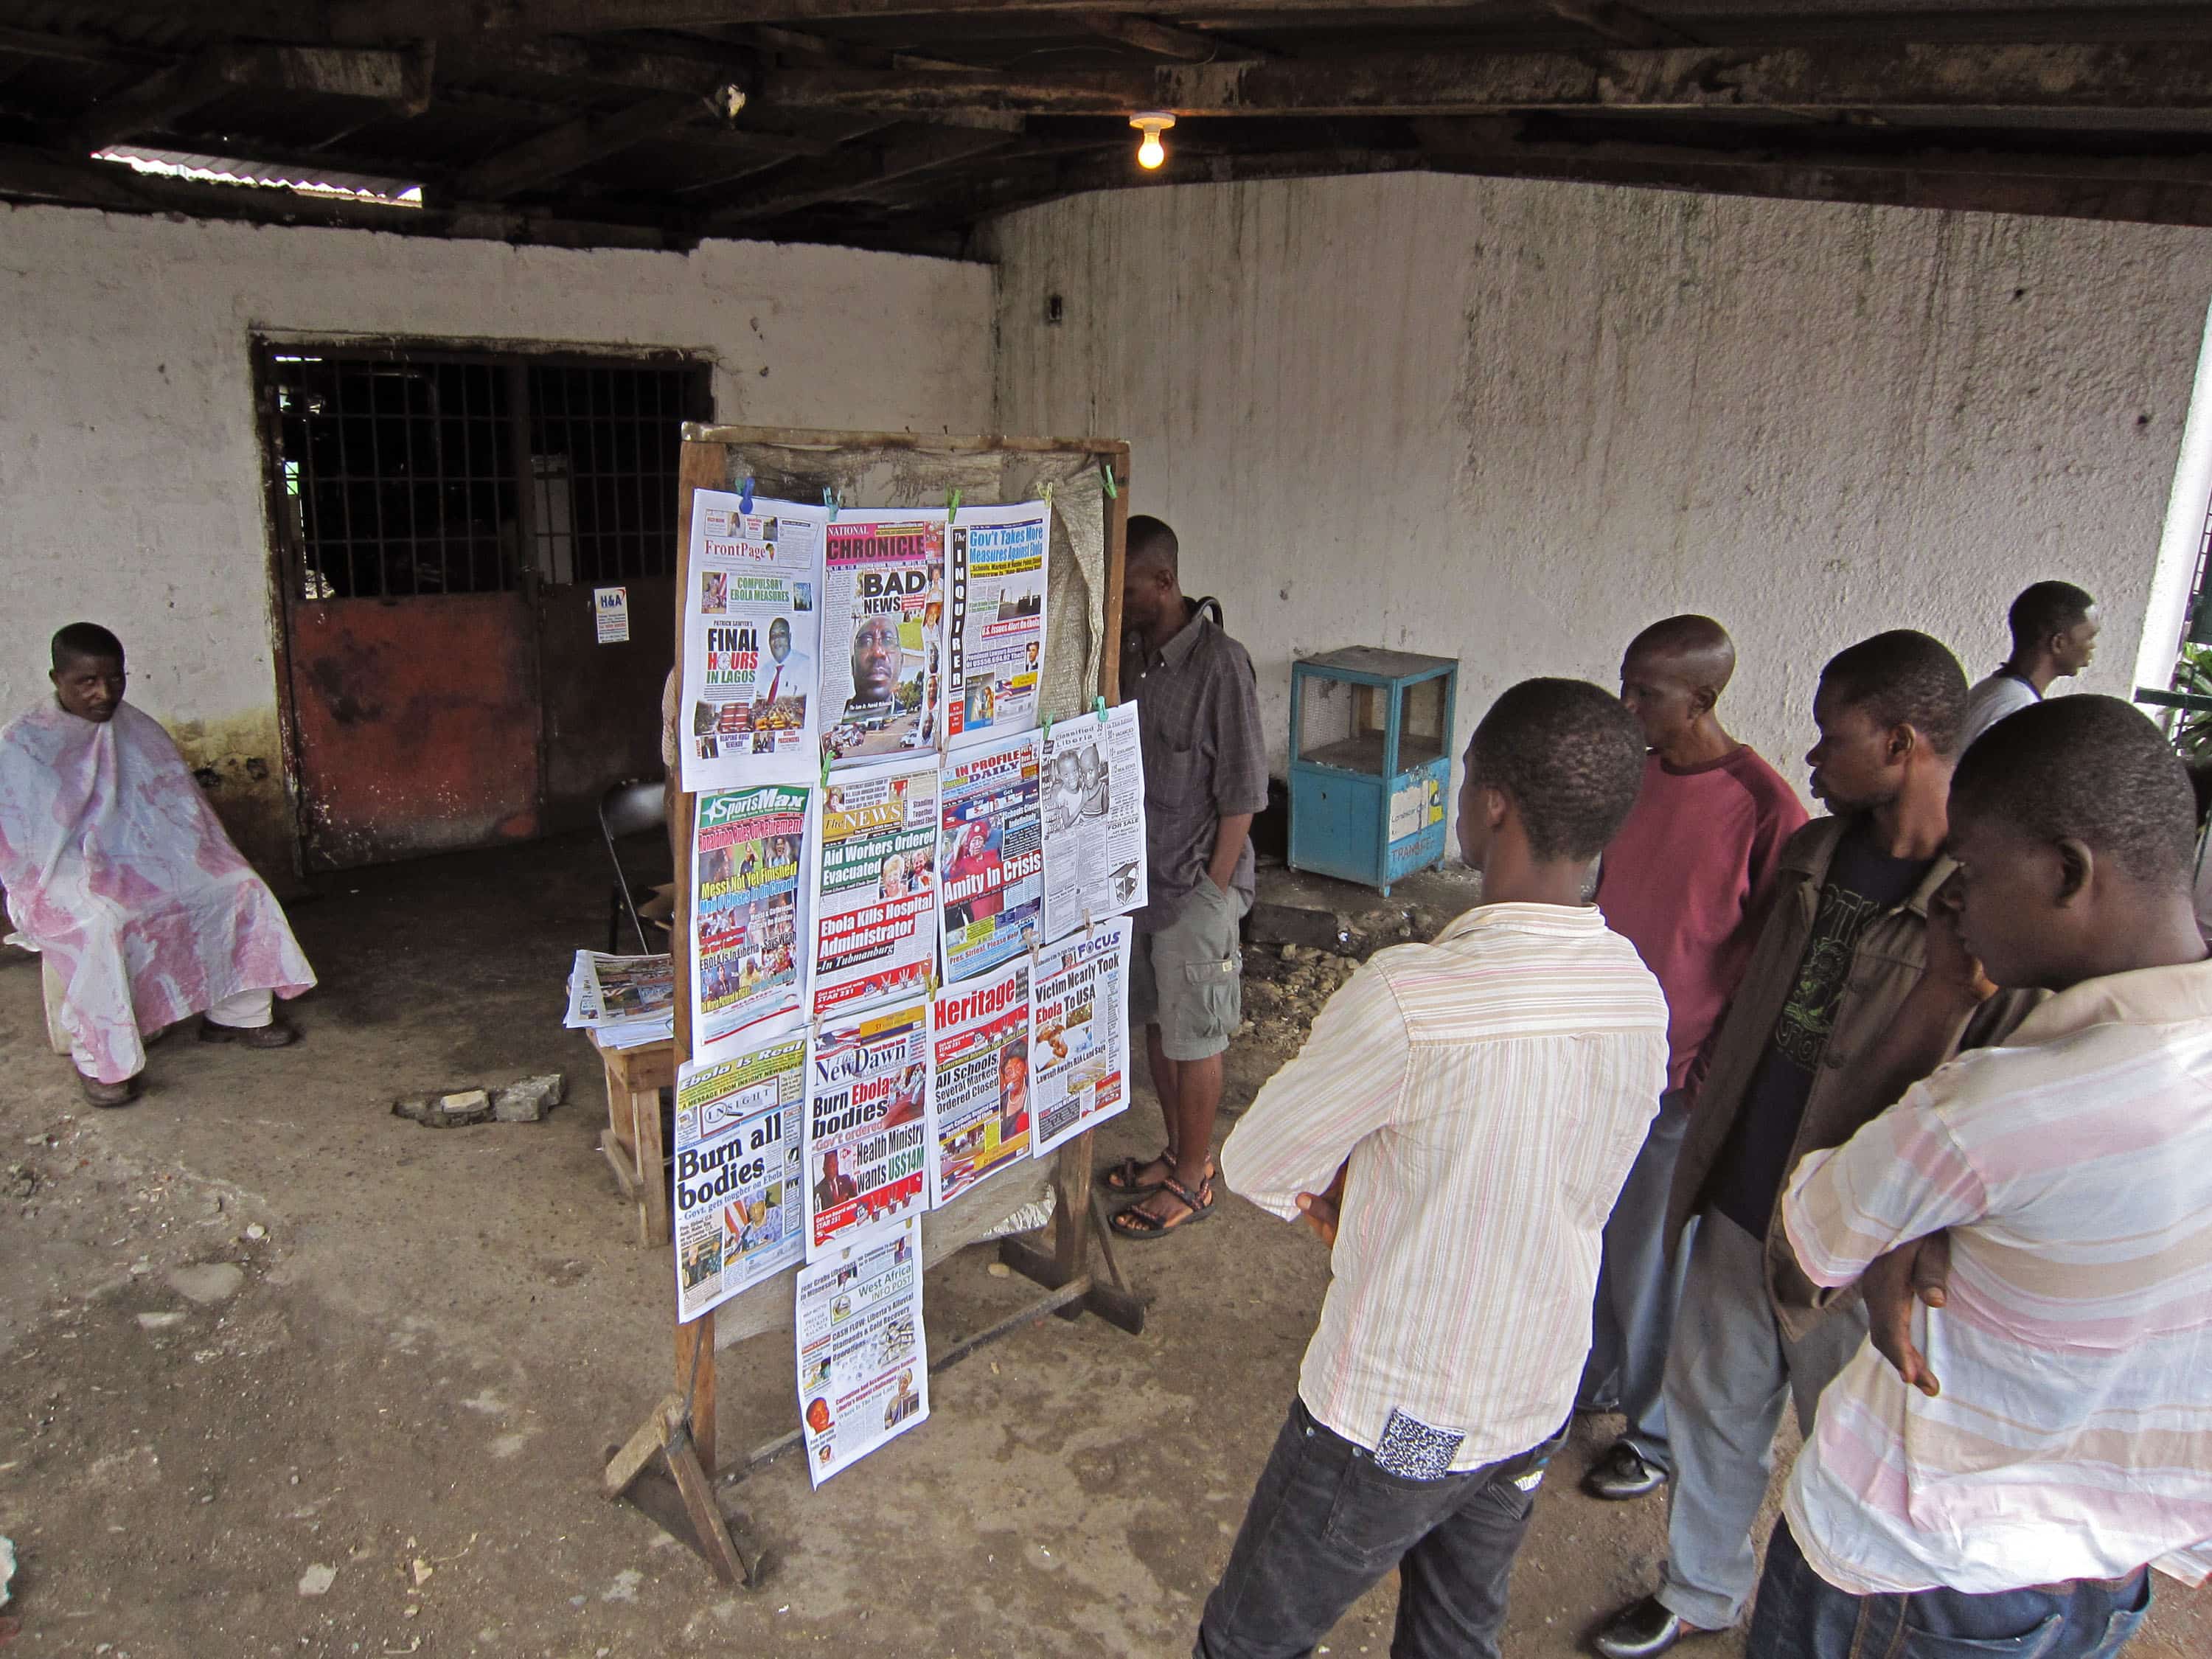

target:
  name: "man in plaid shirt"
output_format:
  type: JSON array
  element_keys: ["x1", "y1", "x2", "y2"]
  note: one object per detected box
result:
[{"x1": 1105, "y1": 515, "x2": 1270, "y2": 1241}]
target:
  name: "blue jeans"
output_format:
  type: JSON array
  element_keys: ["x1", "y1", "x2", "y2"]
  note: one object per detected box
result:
[
  {"x1": 1747, "y1": 1520, "x2": 2152, "y2": 1659},
  {"x1": 1579, "y1": 1088, "x2": 1694, "y2": 1467},
  {"x1": 1195, "y1": 1399, "x2": 1561, "y2": 1659}
]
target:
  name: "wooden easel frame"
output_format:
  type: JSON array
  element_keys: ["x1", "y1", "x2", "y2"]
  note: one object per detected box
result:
[{"x1": 605, "y1": 425, "x2": 1144, "y2": 1585}]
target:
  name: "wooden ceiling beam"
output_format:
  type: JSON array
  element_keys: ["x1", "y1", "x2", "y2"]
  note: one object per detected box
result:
[
  {"x1": 1545, "y1": 1, "x2": 1697, "y2": 50},
  {"x1": 1079, "y1": 13, "x2": 1261, "y2": 63},
  {"x1": 754, "y1": 40, "x2": 2212, "y2": 119},
  {"x1": 73, "y1": 43, "x2": 435, "y2": 151},
  {"x1": 451, "y1": 90, "x2": 703, "y2": 197},
  {"x1": 696, "y1": 122, "x2": 1013, "y2": 226}
]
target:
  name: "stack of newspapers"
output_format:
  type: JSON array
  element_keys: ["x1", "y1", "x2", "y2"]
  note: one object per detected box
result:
[{"x1": 564, "y1": 951, "x2": 675, "y2": 1050}]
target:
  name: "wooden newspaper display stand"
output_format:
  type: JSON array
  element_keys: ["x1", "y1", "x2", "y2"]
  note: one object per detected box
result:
[{"x1": 605, "y1": 425, "x2": 1147, "y2": 1584}]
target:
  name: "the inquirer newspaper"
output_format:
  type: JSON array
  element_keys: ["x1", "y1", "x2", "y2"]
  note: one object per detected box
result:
[{"x1": 944, "y1": 501, "x2": 1047, "y2": 751}]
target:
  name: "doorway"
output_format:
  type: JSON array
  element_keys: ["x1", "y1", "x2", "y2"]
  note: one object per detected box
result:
[{"x1": 256, "y1": 341, "x2": 710, "y2": 870}]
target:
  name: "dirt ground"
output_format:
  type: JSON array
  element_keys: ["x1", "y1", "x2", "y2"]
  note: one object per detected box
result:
[{"x1": 1, "y1": 835, "x2": 2205, "y2": 1658}]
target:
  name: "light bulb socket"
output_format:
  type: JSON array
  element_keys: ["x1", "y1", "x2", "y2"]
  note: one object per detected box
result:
[{"x1": 1130, "y1": 111, "x2": 1175, "y2": 170}]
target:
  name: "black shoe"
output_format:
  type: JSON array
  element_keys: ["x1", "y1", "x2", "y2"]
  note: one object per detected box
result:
[
  {"x1": 1590, "y1": 1596, "x2": 1717, "y2": 1659},
  {"x1": 1582, "y1": 1441, "x2": 1668, "y2": 1500}
]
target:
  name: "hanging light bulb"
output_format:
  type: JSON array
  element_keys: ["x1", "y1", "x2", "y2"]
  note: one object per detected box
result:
[{"x1": 1130, "y1": 112, "x2": 1175, "y2": 170}]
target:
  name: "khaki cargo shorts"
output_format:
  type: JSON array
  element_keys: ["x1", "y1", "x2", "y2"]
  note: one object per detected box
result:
[{"x1": 1129, "y1": 880, "x2": 1249, "y2": 1062}]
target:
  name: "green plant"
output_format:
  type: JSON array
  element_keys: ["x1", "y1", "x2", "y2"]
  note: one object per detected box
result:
[{"x1": 2171, "y1": 644, "x2": 2212, "y2": 758}]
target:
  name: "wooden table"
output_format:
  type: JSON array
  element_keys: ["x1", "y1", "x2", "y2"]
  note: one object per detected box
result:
[{"x1": 591, "y1": 1029, "x2": 675, "y2": 1245}]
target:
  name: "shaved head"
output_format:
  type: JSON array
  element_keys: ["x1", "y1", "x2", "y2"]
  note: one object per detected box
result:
[
  {"x1": 1624, "y1": 614, "x2": 1735, "y2": 695},
  {"x1": 1126, "y1": 515, "x2": 1178, "y2": 578}
]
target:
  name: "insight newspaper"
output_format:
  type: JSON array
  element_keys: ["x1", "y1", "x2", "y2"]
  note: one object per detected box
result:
[{"x1": 672, "y1": 1034, "x2": 806, "y2": 1321}]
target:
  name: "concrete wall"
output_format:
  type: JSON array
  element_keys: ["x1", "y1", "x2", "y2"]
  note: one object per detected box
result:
[
  {"x1": 0, "y1": 204, "x2": 994, "y2": 872},
  {"x1": 990, "y1": 175, "x2": 2212, "y2": 796}
]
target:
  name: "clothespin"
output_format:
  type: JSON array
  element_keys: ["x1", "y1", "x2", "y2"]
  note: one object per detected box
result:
[
  {"x1": 819, "y1": 747, "x2": 832, "y2": 790},
  {"x1": 1082, "y1": 905, "x2": 1095, "y2": 940},
  {"x1": 822, "y1": 486, "x2": 840, "y2": 521},
  {"x1": 1041, "y1": 709, "x2": 1054, "y2": 745},
  {"x1": 1099, "y1": 461, "x2": 1117, "y2": 500},
  {"x1": 740, "y1": 476, "x2": 755, "y2": 513},
  {"x1": 1040, "y1": 480, "x2": 1055, "y2": 512},
  {"x1": 945, "y1": 488, "x2": 961, "y2": 524},
  {"x1": 1093, "y1": 694, "x2": 1107, "y2": 718}
]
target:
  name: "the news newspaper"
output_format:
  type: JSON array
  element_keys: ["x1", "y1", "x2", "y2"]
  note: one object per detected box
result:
[
  {"x1": 672, "y1": 1034, "x2": 807, "y2": 1321},
  {"x1": 804, "y1": 994, "x2": 933, "y2": 1260},
  {"x1": 807, "y1": 757, "x2": 939, "y2": 1017},
  {"x1": 937, "y1": 730, "x2": 1043, "y2": 983},
  {"x1": 819, "y1": 510, "x2": 945, "y2": 767},
  {"x1": 1040, "y1": 699, "x2": 1149, "y2": 941},
  {"x1": 928, "y1": 958, "x2": 1032, "y2": 1207},
  {"x1": 678, "y1": 491, "x2": 827, "y2": 792},
  {"x1": 944, "y1": 502, "x2": 1048, "y2": 751},
  {"x1": 1031, "y1": 917, "x2": 1133, "y2": 1159},
  {"x1": 795, "y1": 1214, "x2": 928, "y2": 1486},
  {"x1": 691, "y1": 783, "x2": 809, "y2": 1054}
]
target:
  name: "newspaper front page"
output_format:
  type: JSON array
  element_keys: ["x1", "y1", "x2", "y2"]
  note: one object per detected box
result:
[
  {"x1": 678, "y1": 491, "x2": 827, "y2": 792},
  {"x1": 1031, "y1": 918, "x2": 1134, "y2": 1159},
  {"x1": 938, "y1": 731, "x2": 1043, "y2": 984},
  {"x1": 808, "y1": 758, "x2": 939, "y2": 1018},
  {"x1": 928, "y1": 958, "x2": 1032, "y2": 1208},
  {"x1": 804, "y1": 994, "x2": 933, "y2": 1261},
  {"x1": 692, "y1": 784, "x2": 810, "y2": 1056},
  {"x1": 1040, "y1": 700, "x2": 1149, "y2": 941},
  {"x1": 945, "y1": 502, "x2": 1048, "y2": 751},
  {"x1": 819, "y1": 510, "x2": 946, "y2": 768},
  {"x1": 795, "y1": 1214, "x2": 928, "y2": 1487},
  {"x1": 672, "y1": 1034, "x2": 807, "y2": 1321}
]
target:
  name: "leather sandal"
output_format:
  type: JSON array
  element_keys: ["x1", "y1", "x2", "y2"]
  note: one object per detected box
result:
[
  {"x1": 1110, "y1": 1172, "x2": 1215, "y2": 1239},
  {"x1": 1100, "y1": 1150, "x2": 1177, "y2": 1197}
]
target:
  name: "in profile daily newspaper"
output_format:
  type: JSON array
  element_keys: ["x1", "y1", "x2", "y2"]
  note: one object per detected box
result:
[
  {"x1": 804, "y1": 994, "x2": 932, "y2": 1260},
  {"x1": 928, "y1": 957, "x2": 1031, "y2": 1208},
  {"x1": 795, "y1": 1214, "x2": 927, "y2": 1487},
  {"x1": 692, "y1": 784, "x2": 809, "y2": 1056},
  {"x1": 673, "y1": 1034, "x2": 806, "y2": 1321},
  {"x1": 938, "y1": 730, "x2": 1043, "y2": 983},
  {"x1": 678, "y1": 491, "x2": 828, "y2": 792},
  {"x1": 807, "y1": 757, "x2": 939, "y2": 1018},
  {"x1": 819, "y1": 510, "x2": 945, "y2": 768},
  {"x1": 1031, "y1": 918, "x2": 1134, "y2": 1159},
  {"x1": 1040, "y1": 699, "x2": 1148, "y2": 940},
  {"x1": 944, "y1": 501, "x2": 1048, "y2": 751}
]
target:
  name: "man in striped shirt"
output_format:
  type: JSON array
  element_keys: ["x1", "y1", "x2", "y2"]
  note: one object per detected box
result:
[
  {"x1": 1751, "y1": 695, "x2": 2212, "y2": 1658},
  {"x1": 1199, "y1": 679, "x2": 1669, "y2": 1659}
]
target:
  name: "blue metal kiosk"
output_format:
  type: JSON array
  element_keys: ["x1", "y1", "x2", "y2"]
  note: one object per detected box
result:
[{"x1": 1287, "y1": 647, "x2": 1458, "y2": 894}]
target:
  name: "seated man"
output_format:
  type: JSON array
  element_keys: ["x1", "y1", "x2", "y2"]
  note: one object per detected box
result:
[{"x1": 0, "y1": 625, "x2": 315, "y2": 1106}]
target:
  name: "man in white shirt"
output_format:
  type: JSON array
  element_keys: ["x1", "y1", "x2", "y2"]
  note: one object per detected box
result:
[
  {"x1": 1956, "y1": 580, "x2": 2098, "y2": 751},
  {"x1": 1752, "y1": 694, "x2": 2212, "y2": 1658},
  {"x1": 1197, "y1": 678, "x2": 1669, "y2": 1659}
]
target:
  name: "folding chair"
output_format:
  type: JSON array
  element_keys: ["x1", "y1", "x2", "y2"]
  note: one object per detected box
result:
[{"x1": 600, "y1": 779, "x2": 671, "y2": 955}]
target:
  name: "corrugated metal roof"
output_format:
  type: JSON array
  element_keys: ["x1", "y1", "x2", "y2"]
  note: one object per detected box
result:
[{"x1": 91, "y1": 146, "x2": 424, "y2": 206}]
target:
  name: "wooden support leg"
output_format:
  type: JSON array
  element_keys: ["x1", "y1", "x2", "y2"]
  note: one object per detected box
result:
[
  {"x1": 636, "y1": 1082, "x2": 670, "y2": 1246},
  {"x1": 603, "y1": 1384, "x2": 751, "y2": 1587},
  {"x1": 1000, "y1": 1130, "x2": 1149, "y2": 1335},
  {"x1": 676, "y1": 1307, "x2": 717, "y2": 1476}
]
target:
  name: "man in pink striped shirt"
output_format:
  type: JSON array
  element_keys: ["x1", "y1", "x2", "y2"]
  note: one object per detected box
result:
[
  {"x1": 1753, "y1": 695, "x2": 2212, "y2": 1658},
  {"x1": 1200, "y1": 679, "x2": 1669, "y2": 1659}
]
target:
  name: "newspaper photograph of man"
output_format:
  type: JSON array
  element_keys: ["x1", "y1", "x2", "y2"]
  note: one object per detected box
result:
[
  {"x1": 942, "y1": 818, "x2": 1004, "y2": 928},
  {"x1": 826, "y1": 612, "x2": 931, "y2": 760}
]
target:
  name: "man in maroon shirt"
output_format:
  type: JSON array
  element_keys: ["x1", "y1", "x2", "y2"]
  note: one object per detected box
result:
[{"x1": 1579, "y1": 616, "x2": 1806, "y2": 1503}]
